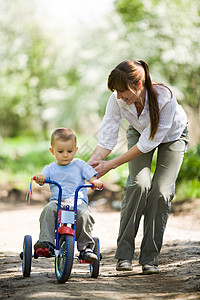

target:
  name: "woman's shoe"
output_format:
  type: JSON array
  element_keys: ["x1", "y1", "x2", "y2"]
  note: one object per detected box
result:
[
  {"x1": 142, "y1": 264, "x2": 159, "y2": 275},
  {"x1": 116, "y1": 259, "x2": 132, "y2": 271}
]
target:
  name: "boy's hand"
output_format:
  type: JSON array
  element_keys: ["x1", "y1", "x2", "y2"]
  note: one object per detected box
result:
[
  {"x1": 34, "y1": 174, "x2": 45, "y2": 185},
  {"x1": 92, "y1": 179, "x2": 103, "y2": 190}
]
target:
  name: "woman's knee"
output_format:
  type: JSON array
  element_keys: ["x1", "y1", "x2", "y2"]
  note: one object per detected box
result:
[
  {"x1": 151, "y1": 183, "x2": 175, "y2": 206},
  {"x1": 130, "y1": 170, "x2": 151, "y2": 192}
]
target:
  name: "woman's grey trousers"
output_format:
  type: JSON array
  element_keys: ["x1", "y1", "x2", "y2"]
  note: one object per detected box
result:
[{"x1": 115, "y1": 126, "x2": 188, "y2": 266}]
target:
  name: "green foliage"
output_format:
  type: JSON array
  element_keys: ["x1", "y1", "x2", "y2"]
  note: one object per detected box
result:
[
  {"x1": 0, "y1": 0, "x2": 90, "y2": 138},
  {"x1": 175, "y1": 179, "x2": 200, "y2": 201},
  {"x1": 0, "y1": 1, "x2": 56, "y2": 137},
  {"x1": 0, "y1": 150, "x2": 51, "y2": 181},
  {"x1": 0, "y1": 134, "x2": 98, "y2": 186},
  {"x1": 0, "y1": 137, "x2": 199, "y2": 201},
  {"x1": 114, "y1": 0, "x2": 200, "y2": 108},
  {"x1": 1, "y1": 0, "x2": 199, "y2": 141},
  {"x1": 177, "y1": 143, "x2": 200, "y2": 182},
  {"x1": 174, "y1": 143, "x2": 200, "y2": 201},
  {"x1": 0, "y1": 0, "x2": 199, "y2": 203},
  {"x1": 0, "y1": 136, "x2": 51, "y2": 185},
  {"x1": 115, "y1": 0, "x2": 144, "y2": 23}
]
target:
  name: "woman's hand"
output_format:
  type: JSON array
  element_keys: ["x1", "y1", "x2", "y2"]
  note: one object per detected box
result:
[
  {"x1": 91, "y1": 160, "x2": 113, "y2": 178},
  {"x1": 90, "y1": 145, "x2": 142, "y2": 178}
]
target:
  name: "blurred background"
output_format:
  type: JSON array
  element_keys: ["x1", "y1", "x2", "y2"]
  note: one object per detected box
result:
[{"x1": 0, "y1": 0, "x2": 199, "y2": 202}]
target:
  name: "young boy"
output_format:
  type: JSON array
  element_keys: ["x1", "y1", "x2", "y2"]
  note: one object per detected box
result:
[{"x1": 34, "y1": 127, "x2": 102, "y2": 261}]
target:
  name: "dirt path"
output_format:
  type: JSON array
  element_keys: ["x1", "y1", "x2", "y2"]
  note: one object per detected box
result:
[{"x1": 0, "y1": 200, "x2": 200, "y2": 300}]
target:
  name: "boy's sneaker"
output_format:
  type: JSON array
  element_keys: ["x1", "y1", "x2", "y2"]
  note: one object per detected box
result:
[
  {"x1": 116, "y1": 259, "x2": 133, "y2": 271},
  {"x1": 34, "y1": 241, "x2": 54, "y2": 257},
  {"x1": 79, "y1": 248, "x2": 98, "y2": 262},
  {"x1": 142, "y1": 264, "x2": 159, "y2": 275}
]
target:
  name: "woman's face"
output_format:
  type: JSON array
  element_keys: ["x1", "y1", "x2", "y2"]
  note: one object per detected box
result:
[{"x1": 116, "y1": 89, "x2": 138, "y2": 105}]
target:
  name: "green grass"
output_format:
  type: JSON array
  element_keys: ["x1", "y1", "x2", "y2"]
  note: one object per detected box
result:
[
  {"x1": 175, "y1": 179, "x2": 200, "y2": 201},
  {"x1": 0, "y1": 136, "x2": 52, "y2": 187},
  {"x1": 0, "y1": 136, "x2": 199, "y2": 202}
]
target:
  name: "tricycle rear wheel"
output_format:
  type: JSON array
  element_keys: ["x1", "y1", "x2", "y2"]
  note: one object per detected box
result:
[
  {"x1": 22, "y1": 235, "x2": 32, "y2": 277},
  {"x1": 90, "y1": 237, "x2": 100, "y2": 278}
]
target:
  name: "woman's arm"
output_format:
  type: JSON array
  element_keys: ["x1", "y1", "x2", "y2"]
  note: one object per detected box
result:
[
  {"x1": 93, "y1": 144, "x2": 143, "y2": 178},
  {"x1": 88, "y1": 145, "x2": 111, "y2": 165},
  {"x1": 111, "y1": 144, "x2": 142, "y2": 169}
]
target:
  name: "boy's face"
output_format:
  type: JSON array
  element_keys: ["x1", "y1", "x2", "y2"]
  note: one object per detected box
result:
[{"x1": 50, "y1": 139, "x2": 78, "y2": 166}]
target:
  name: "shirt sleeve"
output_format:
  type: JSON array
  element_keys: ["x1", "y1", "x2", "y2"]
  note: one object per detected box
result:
[
  {"x1": 137, "y1": 96, "x2": 177, "y2": 153},
  {"x1": 41, "y1": 165, "x2": 50, "y2": 179},
  {"x1": 80, "y1": 160, "x2": 98, "y2": 181},
  {"x1": 97, "y1": 93, "x2": 122, "y2": 150}
]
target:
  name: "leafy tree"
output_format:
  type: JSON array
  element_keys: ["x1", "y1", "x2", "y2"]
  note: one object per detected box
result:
[
  {"x1": 0, "y1": 0, "x2": 58, "y2": 137},
  {"x1": 0, "y1": 0, "x2": 84, "y2": 138},
  {"x1": 114, "y1": 0, "x2": 200, "y2": 108},
  {"x1": 1, "y1": 0, "x2": 199, "y2": 141}
]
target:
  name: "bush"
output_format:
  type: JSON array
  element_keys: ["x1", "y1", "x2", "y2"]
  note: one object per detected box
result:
[
  {"x1": 177, "y1": 143, "x2": 200, "y2": 183},
  {"x1": 175, "y1": 179, "x2": 200, "y2": 201},
  {"x1": 1, "y1": 137, "x2": 199, "y2": 202}
]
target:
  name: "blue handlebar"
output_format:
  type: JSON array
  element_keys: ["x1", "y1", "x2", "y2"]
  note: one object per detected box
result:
[
  {"x1": 44, "y1": 179, "x2": 62, "y2": 208},
  {"x1": 33, "y1": 177, "x2": 102, "y2": 251},
  {"x1": 44, "y1": 180, "x2": 93, "y2": 211},
  {"x1": 42, "y1": 180, "x2": 94, "y2": 251}
]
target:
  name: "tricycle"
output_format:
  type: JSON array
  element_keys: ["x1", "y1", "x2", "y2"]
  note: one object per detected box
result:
[{"x1": 20, "y1": 178, "x2": 102, "y2": 283}]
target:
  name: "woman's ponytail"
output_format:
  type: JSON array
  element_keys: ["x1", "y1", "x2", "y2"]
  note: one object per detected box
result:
[{"x1": 138, "y1": 60, "x2": 159, "y2": 140}]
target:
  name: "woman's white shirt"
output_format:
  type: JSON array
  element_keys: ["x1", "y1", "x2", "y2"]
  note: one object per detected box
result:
[{"x1": 97, "y1": 85, "x2": 187, "y2": 153}]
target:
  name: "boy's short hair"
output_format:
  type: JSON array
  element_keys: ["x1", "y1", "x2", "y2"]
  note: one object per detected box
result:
[{"x1": 51, "y1": 128, "x2": 77, "y2": 147}]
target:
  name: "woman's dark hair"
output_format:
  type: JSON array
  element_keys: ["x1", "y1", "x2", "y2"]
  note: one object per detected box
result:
[{"x1": 108, "y1": 60, "x2": 161, "y2": 140}]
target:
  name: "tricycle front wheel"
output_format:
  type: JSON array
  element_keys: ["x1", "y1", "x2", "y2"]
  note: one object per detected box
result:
[{"x1": 55, "y1": 234, "x2": 74, "y2": 283}]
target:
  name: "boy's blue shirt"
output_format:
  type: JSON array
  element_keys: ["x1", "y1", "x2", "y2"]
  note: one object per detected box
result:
[{"x1": 42, "y1": 158, "x2": 97, "y2": 204}]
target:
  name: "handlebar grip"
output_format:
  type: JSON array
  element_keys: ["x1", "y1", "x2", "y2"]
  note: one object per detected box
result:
[
  {"x1": 32, "y1": 176, "x2": 45, "y2": 186},
  {"x1": 91, "y1": 183, "x2": 103, "y2": 190}
]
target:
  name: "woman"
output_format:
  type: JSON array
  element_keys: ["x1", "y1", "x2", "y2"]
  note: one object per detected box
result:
[{"x1": 88, "y1": 60, "x2": 188, "y2": 274}]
